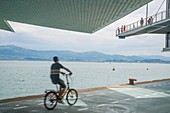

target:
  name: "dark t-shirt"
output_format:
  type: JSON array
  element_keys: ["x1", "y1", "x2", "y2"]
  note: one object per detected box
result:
[{"x1": 50, "y1": 62, "x2": 64, "y2": 84}]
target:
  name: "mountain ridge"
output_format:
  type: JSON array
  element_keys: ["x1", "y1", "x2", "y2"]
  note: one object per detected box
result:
[{"x1": 0, "y1": 45, "x2": 170, "y2": 63}]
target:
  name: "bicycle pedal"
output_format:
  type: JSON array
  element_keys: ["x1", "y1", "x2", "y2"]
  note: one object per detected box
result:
[{"x1": 58, "y1": 100, "x2": 65, "y2": 104}]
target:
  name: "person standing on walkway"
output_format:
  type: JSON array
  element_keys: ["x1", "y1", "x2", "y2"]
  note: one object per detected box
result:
[
  {"x1": 117, "y1": 27, "x2": 120, "y2": 35},
  {"x1": 140, "y1": 17, "x2": 144, "y2": 26},
  {"x1": 123, "y1": 25, "x2": 126, "y2": 32},
  {"x1": 121, "y1": 25, "x2": 124, "y2": 32}
]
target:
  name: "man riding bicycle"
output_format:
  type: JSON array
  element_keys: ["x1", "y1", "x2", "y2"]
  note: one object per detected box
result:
[{"x1": 50, "y1": 56, "x2": 72, "y2": 103}]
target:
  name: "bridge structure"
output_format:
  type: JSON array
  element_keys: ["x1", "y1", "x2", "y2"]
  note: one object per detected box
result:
[{"x1": 117, "y1": 0, "x2": 170, "y2": 52}]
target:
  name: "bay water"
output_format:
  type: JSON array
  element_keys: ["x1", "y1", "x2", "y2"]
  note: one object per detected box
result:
[{"x1": 0, "y1": 61, "x2": 170, "y2": 100}]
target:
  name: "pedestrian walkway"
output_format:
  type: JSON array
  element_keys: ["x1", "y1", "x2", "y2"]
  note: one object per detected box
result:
[
  {"x1": 0, "y1": 80, "x2": 170, "y2": 113},
  {"x1": 116, "y1": 9, "x2": 170, "y2": 38}
]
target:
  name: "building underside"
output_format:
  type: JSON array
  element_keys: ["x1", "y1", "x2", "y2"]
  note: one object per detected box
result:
[{"x1": 0, "y1": 0, "x2": 152, "y2": 33}]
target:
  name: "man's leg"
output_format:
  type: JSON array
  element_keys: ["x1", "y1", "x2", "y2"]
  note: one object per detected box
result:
[
  {"x1": 59, "y1": 87, "x2": 66, "y2": 98},
  {"x1": 58, "y1": 79, "x2": 66, "y2": 99}
]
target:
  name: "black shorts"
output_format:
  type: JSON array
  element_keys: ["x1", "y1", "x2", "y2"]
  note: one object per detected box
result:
[{"x1": 51, "y1": 75, "x2": 66, "y2": 88}]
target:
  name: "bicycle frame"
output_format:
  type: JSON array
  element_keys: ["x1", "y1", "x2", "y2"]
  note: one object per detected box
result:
[{"x1": 51, "y1": 74, "x2": 71, "y2": 97}]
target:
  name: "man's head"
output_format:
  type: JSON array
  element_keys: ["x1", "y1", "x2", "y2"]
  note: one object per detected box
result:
[{"x1": 53, "y1": 56, "x2": 59, "y2": 62}]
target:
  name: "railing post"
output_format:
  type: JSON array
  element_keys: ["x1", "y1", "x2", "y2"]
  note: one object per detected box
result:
[
  {"x1": 146, "y1": 4, "x2": 148, "y2": 26},
  {"x1": 166, "y1": 0, "x2": 170, "y2": 19},
  {"x1": 168, "y1": 9, "x2": 170, "y2": 19},
  {"x1": 155, "y1": 14, "x2": 157, "y2": 22},
  {"x1": 116, "y1": 29, "x2": 117, "y2": 36}
]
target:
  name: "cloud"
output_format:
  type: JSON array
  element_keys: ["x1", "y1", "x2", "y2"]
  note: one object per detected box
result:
[{"x1": 0, "y1": 0, "x2": 170, "y2": 56}]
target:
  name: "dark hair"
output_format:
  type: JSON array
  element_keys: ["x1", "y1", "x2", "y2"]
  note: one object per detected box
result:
[{"x1": 53, "y1": 56, "x2": 58, "y2": 62}]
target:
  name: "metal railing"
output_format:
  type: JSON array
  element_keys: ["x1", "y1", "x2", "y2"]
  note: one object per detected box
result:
[{"x1": 116, "y1": 9, "x2": 170, "y2": 36}]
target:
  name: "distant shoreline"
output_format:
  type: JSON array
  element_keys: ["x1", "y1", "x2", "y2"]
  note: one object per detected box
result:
[{"x1": 0, "y1": 60, "x2": 170, "y2": 64}]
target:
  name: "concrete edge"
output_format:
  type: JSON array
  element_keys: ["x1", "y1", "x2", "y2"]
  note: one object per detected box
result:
[
  {"x1": 0, "y1": 94, "x2": 45, "y2": 104},
  {"x1": 0, "y1": 78, "x2": 170, "y2": 104},
  {"x1": 135, "y1": 78, "x2": 170, "y2": 85}
]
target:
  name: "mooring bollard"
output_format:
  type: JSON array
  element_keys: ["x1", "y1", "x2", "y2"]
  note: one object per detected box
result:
[{"x1": 129, "y1": 78, "x2": 137, "y2": 85}]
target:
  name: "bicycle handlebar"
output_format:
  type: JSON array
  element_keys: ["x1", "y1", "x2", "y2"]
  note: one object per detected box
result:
[{"x1": 62, "y1": 72, "x2": 72, "y2": 76}]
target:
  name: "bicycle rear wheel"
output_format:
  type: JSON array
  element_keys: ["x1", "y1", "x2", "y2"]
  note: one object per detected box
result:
[
  {"x1": 44, "y1": 92, "x2": 57, "y2": 110},
  {"x1": 66, "y1": 89, "x2": 78, "y2": 105}
]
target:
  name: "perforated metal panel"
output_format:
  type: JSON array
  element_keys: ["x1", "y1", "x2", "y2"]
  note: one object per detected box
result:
[{"x1": 0, "y1": 0, "x2": 152, "y2": 33}]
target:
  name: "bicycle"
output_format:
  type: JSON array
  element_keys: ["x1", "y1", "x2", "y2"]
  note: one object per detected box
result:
[{"x1": 44, "y1": 73, "x2": 78, "y2": 110}]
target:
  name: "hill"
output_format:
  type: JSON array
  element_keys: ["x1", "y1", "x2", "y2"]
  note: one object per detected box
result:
[{"x1": 0, "y1": 45, "x2": 170, "y2": 63}]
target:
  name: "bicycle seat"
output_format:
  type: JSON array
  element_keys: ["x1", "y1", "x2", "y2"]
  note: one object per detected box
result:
[{"x1": 45, "y1": 89, "x2": 56, "y2": 93}]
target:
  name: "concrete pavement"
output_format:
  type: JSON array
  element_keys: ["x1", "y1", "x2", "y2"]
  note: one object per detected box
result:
[{"x1": 0, "y1": 79, "x2": 170, "y2": 113}]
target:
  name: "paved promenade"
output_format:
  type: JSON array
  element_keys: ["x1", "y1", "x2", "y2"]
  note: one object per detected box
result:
[{"x1": 0, "y1": 79, "x2": 170, "y2": 113}]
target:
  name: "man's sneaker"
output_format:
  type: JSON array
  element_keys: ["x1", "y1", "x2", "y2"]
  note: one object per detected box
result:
[{"x1": 58, "y1": 98, "x2": 64, "y2": 104}]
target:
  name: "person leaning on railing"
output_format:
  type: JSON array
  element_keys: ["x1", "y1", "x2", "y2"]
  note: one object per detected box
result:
[{"x1": 147, "y1": 16, "x2": 153, "y2": 25}]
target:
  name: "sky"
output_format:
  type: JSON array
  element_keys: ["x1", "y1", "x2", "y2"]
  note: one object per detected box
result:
[{"x1": 0, "y1": 0, "x2": 170, "y2": 57}]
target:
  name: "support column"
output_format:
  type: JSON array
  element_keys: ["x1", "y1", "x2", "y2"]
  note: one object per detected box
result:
[
  {"x1": 165, "y1": 32, "x2": 170, "y2": 48},
  {"x1": 164, "y1": 0, "x2": 170, "y2": 51}
]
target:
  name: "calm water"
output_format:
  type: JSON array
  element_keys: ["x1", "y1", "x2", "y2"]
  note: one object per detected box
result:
[{"x1": 0, "y1": 61, "x2": 170, "y2": 100}]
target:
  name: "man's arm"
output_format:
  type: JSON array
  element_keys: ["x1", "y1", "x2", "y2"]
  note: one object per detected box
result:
[{"x1": 63, "y1": 67, "x2": 72, "y2": 74}]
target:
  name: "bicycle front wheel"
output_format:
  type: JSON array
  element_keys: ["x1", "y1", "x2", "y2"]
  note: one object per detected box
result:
[
  {"x1": 66, "y1": 89, "x2": 78, "y2": 105},
  {"x1": 44, "y1": 92, "x2": 57, "y2": 110}
]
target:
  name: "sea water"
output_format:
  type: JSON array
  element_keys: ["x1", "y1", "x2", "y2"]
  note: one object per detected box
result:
[{"x1": 0, "y1": 61, "x2": 170, "y2": 100}]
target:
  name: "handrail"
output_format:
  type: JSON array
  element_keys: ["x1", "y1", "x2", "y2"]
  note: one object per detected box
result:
[{"x1": 116, "y1": 9, "x2": 170, "y2": 36}]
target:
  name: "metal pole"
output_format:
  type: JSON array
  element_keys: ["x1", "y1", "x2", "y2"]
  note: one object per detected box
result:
[
  {"x1": 166, "y1": 0, "x2": 170, "y2": 18},
  {"x1": 146, "y1": 4, "x2": 148, "y2": 25}
]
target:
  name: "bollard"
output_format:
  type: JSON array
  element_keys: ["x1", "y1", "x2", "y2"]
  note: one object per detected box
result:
[{"x1": 129, "y1": 78, "x2": 137, "y2": 85}]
